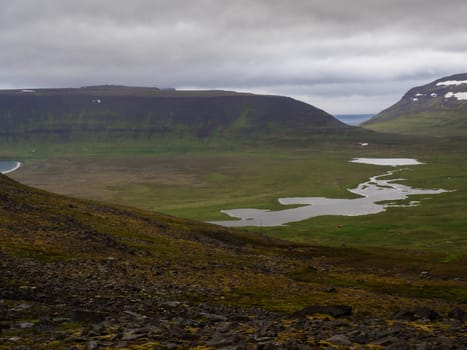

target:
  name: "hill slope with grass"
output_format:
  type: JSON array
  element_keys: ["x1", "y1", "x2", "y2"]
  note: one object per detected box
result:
[
  {"x1": 0, "y1": 85, "x2": 350, "y2": 148},
  {"x1": 362, "y1": 73, "x2": 467, "y2": 136},
  {"x1": 0, "y1": 173, "x2": 466, "y2": 348}
]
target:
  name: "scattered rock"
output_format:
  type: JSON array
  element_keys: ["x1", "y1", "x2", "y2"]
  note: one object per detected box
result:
[
  {"x1": 293, "y1": 305, "x2": 352, "y2": 318},
  {"x1": 206, "y1": 330, "x2": 238, "y2": 347},
  {"x1": 11, "y1": 346, "x2": 30, "y2": 350},
  {"x1": 349, "y1": 330, "x2": 368, "y2": 344},
  {"x1": 386, "y1": 340, "x2": 410, "y2": 350},
  {"x1": 72, "y1": 310, "x2": 106, "y2": 323},
  {"x1": 14, "y1": 303, "x2": 30, "y2": 311},
  {"x1": 373, "y1": 336, "x2": 402, "y2": 347},
  {"x1": 121, "y1": 333, "x2": 146, "y2": 341},
  {"x1": 199, "y1": 312, "x2": 228, "y2": 322},
  {"x1": 229, "y1": 314, "x2": 250, "y2": 322},
  {"x1": 18, "y1": 322, "x2": 34, "y2": 329},
  {"x1": 283, "y1": 338, "x2": 311, "y2": 350},
  {"x1": 326, "y1": 334, "x2": 352, "y2": 345},
  {"x1": 434, "y1": 335, "x2": 455, "y2": 349},
  {"x1": 87, "y1": 340, "x2": 99, "y2": 350},
  {"x1": 415, "y1": 307, "x2": 441, "y2": 321},
  {"x1": 393, "y1": 310, "x2": 416, "y2": 321},
  {"x1": 89, "y1": 322, "x2": 106, "y2": 335},
  {"x1": 415, "y1": 342, "x2": 432, "y2": 350},
  {"x1": 160, "y1": 301, "x2": 181, "y2": 308},
  {"x1": 256, "y1": 320, "x2": 279, "y2": 338},
  {"x1": 8, "y1": 336, "x2": 21, "y2": 342},
  {"x1": 255, "y1": 341, "x2": 275, "y2": 350},
  {"x1": 1, "y1": 235, "x2": 465, "y2": 349},
  {"x1": 448, "y1": 307, "x2": 466, "y2": 322},
  {"x1": 123, "y1": 310, "x2": 146, "y2": 319}
]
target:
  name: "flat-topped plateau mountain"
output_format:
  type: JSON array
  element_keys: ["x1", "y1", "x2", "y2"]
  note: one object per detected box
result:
[
  {"x1": 363, "y1": 73, "x2": 467, "y2": 136},
  {"x1": 0, "y1": 85, "x2": 351, "y2": 147}
]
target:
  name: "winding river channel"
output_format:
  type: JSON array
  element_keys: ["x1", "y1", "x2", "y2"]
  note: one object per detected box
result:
[{"x1": 209, "y1": 158, "x2": 452, "y2": 227}]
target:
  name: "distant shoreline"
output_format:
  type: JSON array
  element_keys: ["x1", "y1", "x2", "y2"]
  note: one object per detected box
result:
[
  {"x1": 1, "y1": 161, "x2": 22, "y2": 174},
  {"x1": 334, "y1": 114, "x2": 374, "y2": 126}
]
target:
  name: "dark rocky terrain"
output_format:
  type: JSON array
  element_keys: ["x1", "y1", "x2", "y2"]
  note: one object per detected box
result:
[
  {"x1": 363, "y1": 73, "x2": 467, "y2": 136},
  {"x1": 1, "y1": 173, "x2": 466, "y2": 349}
]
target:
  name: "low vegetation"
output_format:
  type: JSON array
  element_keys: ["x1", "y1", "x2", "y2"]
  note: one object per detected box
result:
[
  {"x1": 10, "y1": 138, "x2": 467, "y2": 256},
  {"x1": 1, "y1": 173, "x2": 466, "y2": 348},
  {"x1": 1, "y1": 85, "x2": 466, "y2": 347}
]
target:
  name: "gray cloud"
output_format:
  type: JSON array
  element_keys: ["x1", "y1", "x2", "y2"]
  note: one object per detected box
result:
[{"x1": 1, "y1": 0, "x2": 467, "y2": 113}]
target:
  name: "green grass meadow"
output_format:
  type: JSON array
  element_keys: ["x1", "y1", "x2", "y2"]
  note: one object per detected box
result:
[
  {"x1": 263, "y1": 152, "x2": 467, "y2": 254},
  {"x1": 8, "y1": 138, "x2": 467, "y2": 258}
]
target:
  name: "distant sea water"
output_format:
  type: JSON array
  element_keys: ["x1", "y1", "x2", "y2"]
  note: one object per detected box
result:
[
  {"x1": 0, "y1": 161, "x2": 21, "y2": 174},
  {"x1": 334, "y1": 114, "x2": 374, "y2": 126}
]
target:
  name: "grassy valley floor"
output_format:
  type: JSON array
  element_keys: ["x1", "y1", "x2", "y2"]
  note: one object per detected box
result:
[{"x1": 9, "y1": 141, "x2": 467, "y2": 255}]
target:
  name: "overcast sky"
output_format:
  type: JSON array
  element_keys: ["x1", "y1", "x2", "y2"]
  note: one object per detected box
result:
[{"x1": 1, "y1": 0, "x2": 467, "y2": 113}]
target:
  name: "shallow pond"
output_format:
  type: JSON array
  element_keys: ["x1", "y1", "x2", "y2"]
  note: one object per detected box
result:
[
  {"x1": 350, "y1": 158, "x2": 424, "y2": 166},
  {"x1": 209, "y1": 158, "x2": 451, "y2": 227}
]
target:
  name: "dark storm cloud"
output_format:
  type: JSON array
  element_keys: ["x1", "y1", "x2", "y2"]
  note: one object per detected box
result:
[{"x1": 1, "y1": 0, "x2": 467, "y2": 113}]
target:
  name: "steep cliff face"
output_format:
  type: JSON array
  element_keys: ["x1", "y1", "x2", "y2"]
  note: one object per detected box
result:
[{"x1": 363, "y1": 73, "x2": 467, "y2": 136}]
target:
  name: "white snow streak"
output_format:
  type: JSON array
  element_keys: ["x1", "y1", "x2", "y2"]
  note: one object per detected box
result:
[
  {"x1": 436, "y1": 80, "x2": 467, "y2": 86},
  {"x1": 445, "y1": 92, "x2": 467, "y2": 100}
]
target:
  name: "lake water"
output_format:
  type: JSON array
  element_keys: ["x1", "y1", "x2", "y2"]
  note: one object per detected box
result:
[
  {"x1": 209, "y1": 158, "x2": 452, "y2": 227},
  {"x1": 350, "y1": 158, "x2": 424, "y2": 166},
  {"x1": 0, "y1": 161, "x2": 22, "y2": 174}
]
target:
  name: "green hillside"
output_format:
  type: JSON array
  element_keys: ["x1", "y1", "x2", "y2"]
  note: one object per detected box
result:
[
  {"x1": 363, "y1": 73, "x2": 467, "y2": 136},
  {"x1": 0, "y1": 86, "x2": 351, "y2": 152}
]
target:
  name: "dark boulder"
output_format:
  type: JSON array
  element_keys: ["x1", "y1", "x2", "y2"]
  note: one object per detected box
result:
[
  {"x1": 326, "y1": 334, "x2": 352, "y2": 345},
  {"x1": 71, "y1": 310, "x2": 106, "y2": 323},
  {"x1": 448, "y1": 307, "x2": 466, "y2": 322},
  {"x1": 293, "y1": 304, "x2": 352, "y2": 318},
  {"x1": 414, "y1": 307, "x2": 441, "y2": 321},
  {"x1": 392, "y1": 310, "x2": 416, "y2": 321}
]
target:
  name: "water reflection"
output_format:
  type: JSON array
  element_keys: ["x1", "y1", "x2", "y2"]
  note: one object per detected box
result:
[{"x1": 209, "y1": 169, "x2": 451, "y2": 227}]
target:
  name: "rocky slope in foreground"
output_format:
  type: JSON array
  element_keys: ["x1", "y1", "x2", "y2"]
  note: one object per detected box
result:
[
  {"x1": 0, "y1": 174, "x2": 466, "y2": 349},
  {"x1": 363, "y1": 73, "x2": 467, "y2": 136}
]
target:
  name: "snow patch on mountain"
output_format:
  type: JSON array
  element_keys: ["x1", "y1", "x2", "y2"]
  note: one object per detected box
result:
[
  {"x1": 445, "y1": 92, "x2": 467, "y2": 100},
  {"x1": 436, "y1": 80, "x2": 467, "y2": 86}
]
